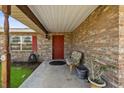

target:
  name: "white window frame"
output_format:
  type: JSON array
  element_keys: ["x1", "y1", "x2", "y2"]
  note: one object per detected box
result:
[{"x1": 10, "y1": 36, "x2": 32, "y2": 51}]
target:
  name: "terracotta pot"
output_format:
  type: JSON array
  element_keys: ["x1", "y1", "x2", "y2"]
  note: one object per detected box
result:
[{"x1": 88, "y1": 77, "x2": 106, "y2": 88}]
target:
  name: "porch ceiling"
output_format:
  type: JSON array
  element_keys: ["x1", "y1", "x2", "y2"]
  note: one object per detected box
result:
[
  {"x1": 0, "y1": 5, "x2": 98, "y2": 33},
  {"x1": 28, "y1": 5, "x2": 98, "y2": 32}
]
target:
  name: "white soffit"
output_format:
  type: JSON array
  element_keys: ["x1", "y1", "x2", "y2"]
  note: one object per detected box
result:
[{"x1": 28, "y1": 5, "x2": 98, "y2": 32}]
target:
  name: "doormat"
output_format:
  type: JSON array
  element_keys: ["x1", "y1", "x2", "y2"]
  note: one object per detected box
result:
[{"x1": 49, "y1": 61, "x2": 66, "y2": 66}]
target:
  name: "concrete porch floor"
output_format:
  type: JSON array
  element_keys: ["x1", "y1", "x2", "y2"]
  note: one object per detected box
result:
[{"x1": 20, "y1": 60, "x2": 90, "y2": 88}]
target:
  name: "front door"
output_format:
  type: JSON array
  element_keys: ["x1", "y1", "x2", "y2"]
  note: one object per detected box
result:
[{"x1": 52, "y1": 35, "x2": 64, "y2": 59}]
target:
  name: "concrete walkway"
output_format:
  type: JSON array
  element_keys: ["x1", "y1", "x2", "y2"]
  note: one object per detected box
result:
[{"x1": 20, "y1": 61, "x2": 90, "y2": 88}]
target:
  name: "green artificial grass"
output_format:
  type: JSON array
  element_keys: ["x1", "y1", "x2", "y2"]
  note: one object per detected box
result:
[{"x1": 0, "y1": 63, "x2": 33, "y2": 88}]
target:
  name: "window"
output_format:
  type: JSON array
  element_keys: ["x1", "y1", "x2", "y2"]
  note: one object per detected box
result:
[
  {"x1": 22, "y1": 36, "x2": 32, "y2": 50},
  {"x1": 10, "y1": 36, "x2": 32, "y2": 51},
  {"x1": 10, "y1": 36, "x2": 21, "y2": 51}
]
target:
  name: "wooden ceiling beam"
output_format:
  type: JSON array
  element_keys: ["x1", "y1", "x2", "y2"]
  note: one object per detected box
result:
[{"x1": 16, "y1": 5, "x2": 48, "y2": 34}]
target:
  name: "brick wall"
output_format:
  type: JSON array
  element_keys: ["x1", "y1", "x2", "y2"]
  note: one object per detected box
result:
[
  {"x1": 0, "y1": 35, "x2": 4, "y2": 55},
  {"x1": 119, "y1": 5, "x2": 124, "y2": 87},
  {"x1": 37, "y1": 34, "x2": 52, "y2": 61},
  {"x1": 37, "y1": 32, "x2": 72, "y2": 61},
  {"x1": 11, "y1": 51, "x2": 31, "y2": 62},
  {"x1": 0, "y1": 34, "x2": 34, "y2": 62},
  {"x1": 0, "y1": 32, "x2": 72, "y2": 62},
  {"x1": 72, "y1": 5, "x2": 119, "y2": 87}
]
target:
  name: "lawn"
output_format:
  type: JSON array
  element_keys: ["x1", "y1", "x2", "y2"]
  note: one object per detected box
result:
[{"x1": 0, "y1": 63, "x2": 38, "y2": 88}]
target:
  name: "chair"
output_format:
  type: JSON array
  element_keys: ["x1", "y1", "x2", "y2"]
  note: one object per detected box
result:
[{"x1": 66, "y1": 51, "x2": 82, "y2": 73}]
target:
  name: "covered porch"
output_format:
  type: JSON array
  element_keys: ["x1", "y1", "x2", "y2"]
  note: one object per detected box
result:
[
  {"x1": 20, "y1": 60, "x2": 89, "y2": 88},
  {"x1": 0, "y1": 5, "x2": 123, "y2": 88}
]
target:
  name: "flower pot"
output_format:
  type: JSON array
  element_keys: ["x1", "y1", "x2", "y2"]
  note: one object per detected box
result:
[
  {"x1": 88, "y1": 77, "x2": 106, "y2": 88},
  {"x1": 76, "y1": 65, "x2": 89, "y2": 79}
]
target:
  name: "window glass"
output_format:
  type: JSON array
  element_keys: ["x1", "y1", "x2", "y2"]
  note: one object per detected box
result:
[
  {"x1": 11, "y1": 36, "x2": 21, "y2": 43},
  {"x1": 22, "y1": 36, "x2": 32, "y2": 43}
]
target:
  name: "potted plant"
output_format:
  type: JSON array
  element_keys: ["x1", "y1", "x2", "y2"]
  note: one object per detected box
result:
[{"x1": 88, "y1": 59, "x2": 114, "y2": 88}]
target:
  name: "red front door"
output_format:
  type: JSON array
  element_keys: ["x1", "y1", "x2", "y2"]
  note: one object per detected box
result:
[{"x1": 52, "y1": 35, "x2": 64, "y2": 59}]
